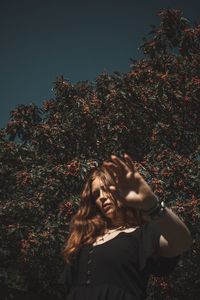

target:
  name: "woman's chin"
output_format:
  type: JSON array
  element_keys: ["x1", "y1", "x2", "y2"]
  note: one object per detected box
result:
[{"x1": 104, "y1": 208, "x2": 116, "y2": 218}]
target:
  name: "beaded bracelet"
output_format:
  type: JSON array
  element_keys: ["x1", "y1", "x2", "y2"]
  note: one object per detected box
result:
[{"x1": 140, "y1": 197, "x2": 166, "y2": 220}]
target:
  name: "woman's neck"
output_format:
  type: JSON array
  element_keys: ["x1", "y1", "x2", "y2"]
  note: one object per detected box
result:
[{"x1": 107, "y1": 219, "x2": 126, "y2": 230}]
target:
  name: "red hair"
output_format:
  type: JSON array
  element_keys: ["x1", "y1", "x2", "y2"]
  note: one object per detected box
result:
[{"x1": 62, "y1": 166, "x2": 143, "y2": 264}]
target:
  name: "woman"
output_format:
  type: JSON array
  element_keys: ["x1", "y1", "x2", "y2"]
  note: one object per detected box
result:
[{"x1": 60, "y1": 153, "x2": 192, "y2": 299}]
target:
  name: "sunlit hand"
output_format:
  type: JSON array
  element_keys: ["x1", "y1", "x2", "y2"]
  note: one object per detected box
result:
[{"x1": 103, "y1": 153, "x2": 157, "y2": 210}]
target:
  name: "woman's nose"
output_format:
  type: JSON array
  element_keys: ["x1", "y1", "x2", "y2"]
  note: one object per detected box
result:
[{"x1": 99, "y1": 188, "x2": 107, "y2": 199}]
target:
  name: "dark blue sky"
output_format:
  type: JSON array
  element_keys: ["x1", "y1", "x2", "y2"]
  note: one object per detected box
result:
[{"x1": 1, "y1": 0, "x2": 199, "y2": 129}]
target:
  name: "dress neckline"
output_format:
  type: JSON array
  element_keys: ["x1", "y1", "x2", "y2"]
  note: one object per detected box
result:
[{"x1": 92, "y1": 227, "x2": 139, "y2": 248}]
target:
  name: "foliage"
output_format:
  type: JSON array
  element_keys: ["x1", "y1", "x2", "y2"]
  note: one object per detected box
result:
[{"x1": 0, "y1": 8, "x2": 199, "y2": 300}]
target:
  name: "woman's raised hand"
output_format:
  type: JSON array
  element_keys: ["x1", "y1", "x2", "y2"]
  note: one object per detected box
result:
[{"x1": 103, "y1": 153, "x2": 157, "y2": 210}]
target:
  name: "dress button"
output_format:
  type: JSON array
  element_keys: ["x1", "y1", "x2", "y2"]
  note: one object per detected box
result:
[
  {"x1": 87, "y1": 259, "x2": 92, "y2": 264},
  {"x1": 89, "y1": 249, "x2": 94, "y2": 254},
  {"x1": 86, "y1": 279, "x2": 91, "y2": 285},
  {"x1": 87, "y1": 269, "x2": 91, "y2": 275}
]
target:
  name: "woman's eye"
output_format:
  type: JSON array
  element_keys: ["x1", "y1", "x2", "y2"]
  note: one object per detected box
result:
[{"x1": 93, "y1": 190, "x2": 100, "y2": 199}]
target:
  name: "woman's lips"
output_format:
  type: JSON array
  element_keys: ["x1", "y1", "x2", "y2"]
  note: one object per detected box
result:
[{"x1": 103, "y1": 204, "x2": 112, "y2": 211}]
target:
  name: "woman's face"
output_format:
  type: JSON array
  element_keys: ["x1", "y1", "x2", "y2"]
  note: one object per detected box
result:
[{"x1": 91, "y1": 176, "x2": 124, "y2": 226}]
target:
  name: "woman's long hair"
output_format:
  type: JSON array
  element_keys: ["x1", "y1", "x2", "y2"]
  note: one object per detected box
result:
[{"x1": 62, "y1": 165, "x2": 143, "y2": 264}]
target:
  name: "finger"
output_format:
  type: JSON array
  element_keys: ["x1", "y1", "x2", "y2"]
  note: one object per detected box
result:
[
  {"x1": 124, "y1": 153, "x2": 135, "y2": 173},
  {"x1": 111, "y1": 155, "x2": 130, "y2": 174},
  {"x1": 103, "y1": 163, "x2": 119, "y2": 183},
  {"x1": 103, "y1": 162, "x2": 120, "y2": 178}
]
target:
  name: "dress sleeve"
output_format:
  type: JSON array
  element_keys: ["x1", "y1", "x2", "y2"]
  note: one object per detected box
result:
[
  {"x1": 58, "y1": 251, "x2": 80, "y2": 288},
  {"x1": 145, "y1": 255, "x2": 180, "y2": 276},
  {"x1": 137, "y1": 223, "x2": 162, "y2": 271},
  {"x1": 137, "y1": 224, "x2": 180, "y2": 275},
  {"x1": 58, "y1": 262, "x2": 73, "y2": 287}
]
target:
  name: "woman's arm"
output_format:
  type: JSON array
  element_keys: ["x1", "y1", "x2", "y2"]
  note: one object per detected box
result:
[
  {"x1": 102, "y1": 154, "x2": 192, "y2": 257},
  {"x1": 143, "y1": 206, "x2": 192, "y2": 256}
]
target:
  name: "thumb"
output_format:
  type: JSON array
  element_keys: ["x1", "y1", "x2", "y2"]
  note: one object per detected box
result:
[
  {"x1": 108, "y1": 185, "x2": 125, "y2": 203},
  {"x1": 108, "y1": 185, "x2": 117, "y2": 192}
]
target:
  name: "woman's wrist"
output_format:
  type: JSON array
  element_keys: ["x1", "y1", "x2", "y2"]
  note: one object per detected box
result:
[
  {"x1": 140, "y1": 196, "x2": 158, "y2": 211},
  {"x1": 140, "y1": 196, "x2": 166, "y2": 221}
]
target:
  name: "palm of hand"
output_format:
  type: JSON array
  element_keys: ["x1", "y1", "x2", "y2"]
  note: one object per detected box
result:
[{"x1": 103, "y1": 154, "x2": 157, "y2": 210}]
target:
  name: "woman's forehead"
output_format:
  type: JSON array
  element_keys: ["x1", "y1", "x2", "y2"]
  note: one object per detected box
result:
[{"x1": 91, "y1": 177, "x2": 104, "y2": 190}]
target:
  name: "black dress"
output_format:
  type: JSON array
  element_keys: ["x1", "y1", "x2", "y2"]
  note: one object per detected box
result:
[{"x1": 59, "y1": 224, "x2": 180, "y2": 300}]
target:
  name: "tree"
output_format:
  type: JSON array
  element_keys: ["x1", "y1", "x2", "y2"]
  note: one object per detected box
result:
[{"x1": 0, "y1": 8, "x2": 199, "y2": 300}]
